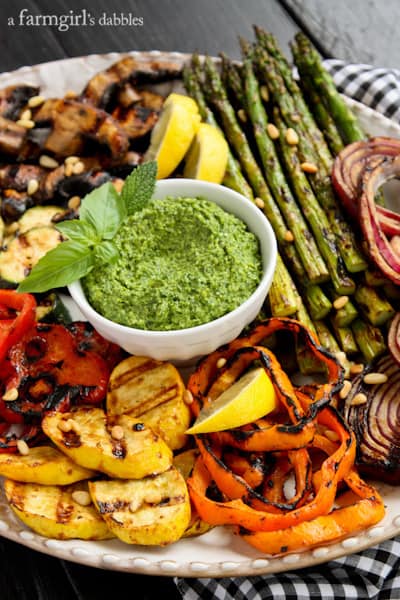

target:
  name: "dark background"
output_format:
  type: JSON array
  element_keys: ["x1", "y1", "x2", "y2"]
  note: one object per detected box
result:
[{"x1": 0, "y1": 1, "x2": 398, "y2": 599}]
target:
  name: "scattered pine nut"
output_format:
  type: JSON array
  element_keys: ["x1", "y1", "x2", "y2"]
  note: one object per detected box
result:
[
  {"x1": 339, "y1": 379, "x2": 352, "y2": 400},
  {"x1": 111, "y1": 425, "x2": 124, "y2": 440},
  {"x1": 58, "y1": 419, "x2": 72, "y2": 433},
  {"x1": 20, "y1": 108, "x2": 32, "y2": 121},
  {"x1": 39, "y1": 155, "x2": 59, "y2": 169},
  {"x1": 335, "y1": 351, "x2": 347, "y2": 368},
  {"x1": 255, "y1": 197, "x2": 265, "y2": 210},
  {"x1": 64, "y1": 164, "x2": 74, "y2": 177},
  {"x1": 350, "y1": 363, "x2": 364, "y2": 376},
  {"x1": 301, "y1": 161, "x2": 318, "y2": 174},
  {"x1": 267, "y1": 123, "x2": 279, "y2": 140},
  {"x1": 217, "y1": 357, "x2": 227, "y2": 369},
  {"x1": 183, "y1": 389, "x2": 193, "y2": 405},
  {"x1": 237, "y1": 108, "x2": 247, "y2": 123},
  {"x1": 333, "y1": 296, "x2": 349, "y2": 310},
  {"x1": 16, "y1": 119, "x2": 35, "y2": 129},
  {"x1": 324, "y1": 429, "x2": 340, "y2": 442},
  {"x1": 2, "y1": 387, "x2": 18, "y2": 402},
  {"x1": 64, "y1": 155, "x2": 80, "y2": 165},
  {"x1": 72, "y1": 161, "x2": 85, "y2": 175},
  {"x1": 363, "y1": 372, "x2": 388, "y2": 385},
  {"x1": 285, "y1": 128, "x2": 299, "y2": 145},
  {"x1": 351, "y1": 392, "x2": 368, "y2": 406},
  {"x1": 284, "y1": 230, "x2": 294, "y2": 242},
  {"x1": 68, "y1": 196, "x2": 81, "y2": 211},
  {"x1": 28, "y1": 94, "x2": 45, "y2": 108},
  {"x1": 72, "y1": 490, "x2": 92, "y2": 507},
  {"x1": 129, "y1": 498, "x2": 142, "y2": 513},
  {"x1": 27, "y1": 179, "x2": 39, "y2": 196},
  {"x1": 17, "y1": 440, "x2": 29, "y2": 455},
  {"x1": 260, "y1": 85, "x2": 269, "y2": 102}
]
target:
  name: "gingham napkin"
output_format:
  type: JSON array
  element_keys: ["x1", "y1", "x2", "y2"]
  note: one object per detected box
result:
[{"x1": 175, "y1": 62, "x2": 400, "y2": 600}]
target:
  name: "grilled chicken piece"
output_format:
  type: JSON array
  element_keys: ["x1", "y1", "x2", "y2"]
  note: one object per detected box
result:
[
  {"x1": 0, "y1": 446, "x2": 95, "y2": 485},
  {"x1": 106, "y1": 356, "x2": 190, "y2": 450},
  {"x1": 81, "y1": 55, "x2": 182, "y2": 108},
  {"x1": 42, "y1": 407, "x2": 173, "y2": 479},
  {"x1": 112, "y1": 105, "x2": 159, "y2": 139},
  {"x1": 89, "y1": 467, "x2": 190, "y2": 545},
  {"x1": 116, "y1": 85, "x2": 164, "y2": 111},
  {"x1": 138, "y1": 89, "x2": 165, "y2": 111},
  {"x1": 4, "y1": 479, "x2": 113, "y2": 540},
  {"x1": 0, "y1": 85, "x2": 39, "y2": 120},
  {"x1": 0, "y1": 116, "x2": 26, "y2": 156}
]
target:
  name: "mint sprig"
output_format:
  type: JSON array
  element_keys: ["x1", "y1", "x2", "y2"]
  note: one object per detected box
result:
[{"x1": 17, "y1": 161, "x2": 157, "y2": 293}]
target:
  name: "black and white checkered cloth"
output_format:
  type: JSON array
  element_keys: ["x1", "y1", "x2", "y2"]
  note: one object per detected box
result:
[
  {"x1": 324, "y1": 59, "x2": 400, "y2": 123},
  {"x1": 175, "y1": 62, "x2": 400, "y2": 599}
]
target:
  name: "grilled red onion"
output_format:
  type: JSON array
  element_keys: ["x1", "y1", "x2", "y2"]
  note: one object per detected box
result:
[
  {"x1": 332, "y1": 137, "x2": 400, "y2": 237},
  {"x1": 388, "y1": 312, "x2": 400, "y2": 366},
  {"x1": 343, "y1": 354, "x2": 400, "y2": 483}
]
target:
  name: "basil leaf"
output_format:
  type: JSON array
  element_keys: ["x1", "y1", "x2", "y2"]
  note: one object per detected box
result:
[
  {"x1": 94, "y1": 240, "x2": 119, "y2": 265},
  {"x1": 56, "y1": 220, "x2": 100, "y2": 245},
  {"x1": 79, "y1": 182, "x2": 127, "y2": 239},
  {"x1": 17, "y1": 241, "x2": 95, "y2": 293},
  {"x1": 120, "y1": 161, "x2": 157, "y2": 215}
]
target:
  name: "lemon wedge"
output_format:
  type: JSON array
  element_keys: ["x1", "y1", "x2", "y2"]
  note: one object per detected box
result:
[
  {"x1": 144, "y1": 93, "x2": 201, "y2": 179},
  {"x1": 183, "y1": 123, "x2": 229, "y2": 183},
  {"x1": 186, "y1": 367, "x2": 277, "y2": 434}
]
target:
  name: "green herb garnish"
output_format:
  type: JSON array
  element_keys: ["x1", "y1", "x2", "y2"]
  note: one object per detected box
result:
[{"x1": 17, "y1": 161, "x2": 157, "y2": 293}]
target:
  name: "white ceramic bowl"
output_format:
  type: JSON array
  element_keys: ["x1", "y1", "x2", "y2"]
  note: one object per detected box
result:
[{"x1": 68, "y1": 179, "x2": 277, "y2": 363}]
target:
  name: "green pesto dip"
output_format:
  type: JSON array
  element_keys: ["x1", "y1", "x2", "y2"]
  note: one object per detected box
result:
[{"x1": 83, "y1": 197, "x2": 262, "y2": 331}]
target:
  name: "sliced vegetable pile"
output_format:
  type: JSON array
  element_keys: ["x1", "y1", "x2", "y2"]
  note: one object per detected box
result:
[{"x1": 186, "y1": 318, "x2": 385, "y2": 555}]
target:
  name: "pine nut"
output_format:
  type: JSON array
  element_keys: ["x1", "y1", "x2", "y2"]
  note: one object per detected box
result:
[
  {"x1": 350, "y1": 363, "x2": 364, "y2": 376},
  {"x1": 20, "y1": 109, "x2": 32, "y2": 121},
  {"x1": 301, "y1": 161, "x2": 318, "y2": 174},
  {"x1": 28, "y1": 95, "x2": 45, "y2": 108},
  {"x1": 68, "y1": 196, "x2": 81, "y2": 210},
  {"x1": 65, "y1": 90, "x2": 78, "y2": 99},
  {"x1": 111, "y1": 425, "x2": 124, "y2": 440},
  {"x1": 16, "y1": 119, "x2": 35, "y2": 129},
  {"x1": 72, "y1": 491, "x2": 92, "y2": 507},
  {"x1": 27, "y1": 179, "x2": 39, "y2": 196},
  {"x1": 39, "y1": 155, "x2": 59, "y2": 169},
  {"x1": 64, "y1": 156, "x2": 80, "y2": 165},
  {"x1": 260, "y1": 85, "x2": 269, "y2": 102},
  {"x1": 72, "y1": 161, "x2": 85, "y2": 175},
  {"x1": 64, "y1": 164, "x2": 74, "y2": 177},
  {"x1": 351, "y1": 392, "x2": 368, "y2": 406},
  {"x1": 324, "y1": 429, "x2": 340, "y2": 442},
  {"x1": 333, "y1": 296, "x2": 349, "y2": 310},
  {"x1": 17, "y1": 440, "x2": 29, "y2": 455},
  {"x1": 339, "y1": 379, "x2": 352, "y2": 399},
  {"x1": 58, "y1": 419, "x2": 72, "y2": 433},
  {"x1": 335, "y1": 351, "x2": 347, "y2": 368},
  {"x1": 363, "y1": 372, "x2": 388, "y2": 385},
  {"x1": 2, "y1": 387, "x2": 18, "y2": 402},
  {"x1": 285, "y1": 128, "x2": 299, "y2": 145},
  {"x1": 183, "y1": 389, "x2": 193, "y2": 405},
  {"x1": 216, "y1": 357, "x2": 227, "y2": 368},
  {"x1": 284, "y1": 230, "x2": 294, "y2": 242},
  {"x1": 237, "y1": 108, "x2": 247, "y2": 123},
  {"x1": 255, "y1": 197, "x2": 265, "y2": 209},
  {"x1": 267, "y1": 123, "x2": 279, "y2": 140},
  {"x1": 129, "y1": 498, "x2": 142, "y2": 513}
]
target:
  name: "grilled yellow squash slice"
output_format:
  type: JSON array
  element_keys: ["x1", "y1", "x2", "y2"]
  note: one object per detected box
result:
[
  {"x1": 0, "y1": 446, "x2": 95, "y2": 485},
  {"x1": 42, "y1": 407, "x2": 172, "y2": 479},
  {"x1": 106, "y1": 356, "x2": 191, "y2": 450},
  {"x1": 4, "y1": 479, "x2": 113, "y2": 540},
  {"x1": 173, "y1": 449, "x2": 214, "y2": 538},
  {"x1": 89, "y1": 466, "x2": 190, "y2": 545}
]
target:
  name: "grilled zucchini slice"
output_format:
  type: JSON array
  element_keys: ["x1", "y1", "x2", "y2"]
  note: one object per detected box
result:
[
  {"x1": 0, "y1": 226, "x2": 63, "y2": 284},
  {"x1": 107, "y1": 356, "x2": 190, "y2": 450},
  {"x1": 173, "y1": 449, "x2": 214, "y2": 538},
  {"x1": 42, "y1": 407, "x2": 173, "y2": 479},
  {"x1": 0, "y1": 446, "x2": 95, "y2": 485},
  {"x1": 18, "y1": 205, "x2": 68, "y2": 234},
  {"x1": 89, "y1": 466, "x2": 190, "y2": 545},
  {"x1": 4, "y1": 479, "x2": 113, "y2": 540}
]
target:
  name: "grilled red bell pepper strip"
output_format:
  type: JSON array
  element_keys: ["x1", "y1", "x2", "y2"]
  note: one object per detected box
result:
[{"x1": 0, "y1": 291, "x2": 36, "y2": 364}]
